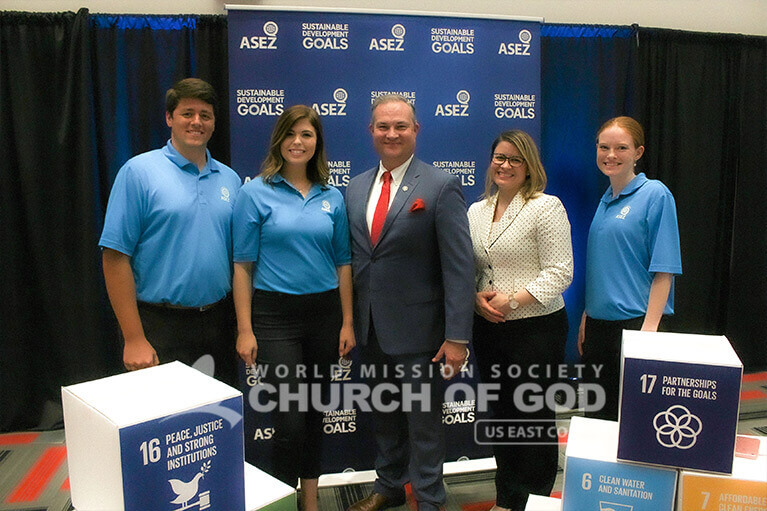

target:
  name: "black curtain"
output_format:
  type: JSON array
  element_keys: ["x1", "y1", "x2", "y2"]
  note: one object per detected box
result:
[
  {"x1": 0, "y1": 9, "x2": 112, "y2": 431},
  {"x1": 1, "y1": 12, "x2": 765, "y2": 432},
  {"x1": 540, "y1": 24, "x2": 639, "y2": 362},
  {"x1": 91, "y1": 14, "x2": 230, "y2": 211},
  {"x1": 0, "y1": 10, "x2": 231, "y2": 431},
  {"x1": 637, "y1": 28, "x2": 767, "y2": 370}
]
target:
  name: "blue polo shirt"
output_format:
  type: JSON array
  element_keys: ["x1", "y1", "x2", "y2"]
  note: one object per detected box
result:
[
  {"x1": 99, "y1": 141, "x2": 242, "y2": 307},
  {"x1": 233, "y1": 175, "x2": 351, "y2": 294},
  {"x1": 585, "y1": 173, "x2": 682, "y2": 321}
]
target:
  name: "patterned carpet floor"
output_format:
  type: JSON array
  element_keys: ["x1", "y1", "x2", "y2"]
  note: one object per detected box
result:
[{"x1": 1, "y1": 372, "x2": 765, "y2": 511}]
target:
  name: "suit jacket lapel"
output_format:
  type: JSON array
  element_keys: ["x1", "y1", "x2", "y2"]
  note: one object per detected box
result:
[
  {"x1": 478, "y1": 197, "x2": 495, "y2": 254},
  {"x1": 376, "y1": 159, "x2": 421, "y2": 247},
  {"x1": 486, "y1": 192, "x2": 525, "y2": 249}
]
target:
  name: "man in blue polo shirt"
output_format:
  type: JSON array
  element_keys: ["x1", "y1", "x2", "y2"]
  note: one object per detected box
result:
[{"x1": 99, "y1": 78, "x2": 241, "y2": 384}]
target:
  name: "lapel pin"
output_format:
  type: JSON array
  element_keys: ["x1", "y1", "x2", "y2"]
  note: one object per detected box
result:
[{"x1": 402, "y1": 186, "x2": 409, "y2": 192}]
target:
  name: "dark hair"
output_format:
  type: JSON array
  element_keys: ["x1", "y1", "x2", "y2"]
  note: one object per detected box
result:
[
  {"x1": 596, "y1": 116, "x2": 645, "y2": 148},
  {"x1": 370, "y1": 93, "x2": 417, "y2": 125},
  {"x1": 166, "y1": 78, "x2": 218, "y2": 116},
  {"x1": 482, "y1": 130, "x2": 546, "y2": 200},
  {"x1": 260, "y1": 105, "x2": 330, "y2": 186}
]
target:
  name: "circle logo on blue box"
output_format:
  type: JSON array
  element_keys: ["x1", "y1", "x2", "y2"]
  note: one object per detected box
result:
[{"x1": 653, "y1": 404, "x2": 702, "y2": 449}]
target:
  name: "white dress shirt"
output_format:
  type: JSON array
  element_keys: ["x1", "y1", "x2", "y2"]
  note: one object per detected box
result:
[{"x1": 365, "y1": 155, "x2": 414, "y2": 234}]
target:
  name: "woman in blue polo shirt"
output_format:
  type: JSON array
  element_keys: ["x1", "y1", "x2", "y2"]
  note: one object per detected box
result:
[
  {"x1": 578, "y1": 116, "x2": 682, "y2": 420},
  {"x1": 232, "y1": 105, "x2": 354, "y2": 511}
]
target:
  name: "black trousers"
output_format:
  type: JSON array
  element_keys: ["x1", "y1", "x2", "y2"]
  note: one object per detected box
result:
[
  {"x1": 251, "y1": 288, "x2": 341, "y2": 487},
  {"x1": 580, "y1": 315, "x2": 669, "y2": 421},
  {"x1": 473, "y1": 308, "x2": 568, "y2": 510},
  {"x1": 136, "y1": 295, "x2": 238, "y2": 387}
]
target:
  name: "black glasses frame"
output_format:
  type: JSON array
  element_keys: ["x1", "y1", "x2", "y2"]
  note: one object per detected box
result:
[{"x1": 491, "y1": 153, "x2": 525, "y2": 167}]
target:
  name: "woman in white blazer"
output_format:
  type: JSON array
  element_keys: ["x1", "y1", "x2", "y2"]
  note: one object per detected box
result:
[{"x1": 468, "y1": 130, "x2": 573, "y2": 511}]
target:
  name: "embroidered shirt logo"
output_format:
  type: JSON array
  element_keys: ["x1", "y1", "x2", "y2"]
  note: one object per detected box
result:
[
  {"x1": 220, "y1": 187, "x2": 231, "y2": 202},
  {"x1": 321, "y1": 200, "x2": 331, "y2": 213},
  {"x1": 616, "y1": 205, "x2": 630, "y2": 219}
]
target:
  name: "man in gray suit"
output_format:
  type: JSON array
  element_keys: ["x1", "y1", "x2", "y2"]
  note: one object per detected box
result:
[{"x1": 345, "y1": 94, "x2": 475, "y2": 511}]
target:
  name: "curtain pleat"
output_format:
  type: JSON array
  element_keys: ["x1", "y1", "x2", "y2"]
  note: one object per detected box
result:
[
  {"x1": 540, "y1": 24, "x2": 639, "y2": 362},
  {"x1": 0, "y1": 9, "x2": 113, "y2": 431},
  {"x1": 0, "y1": 12, "x2": 764, "y2": 432},
  {"x1": 637, "y1": 28, "x2": 767, "y2": 368}
]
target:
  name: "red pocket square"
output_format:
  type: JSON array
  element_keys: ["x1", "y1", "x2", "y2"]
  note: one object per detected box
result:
[{"x1": 410, "y1": 198, "x2": 426, "y2": 212}]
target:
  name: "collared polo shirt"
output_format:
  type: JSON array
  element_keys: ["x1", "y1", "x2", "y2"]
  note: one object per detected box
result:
[
  {"x1": 585, "y1": 173, "x2": 682, "y2": 321},
  {"x1": 232, "y1": 174, "x2": 351, "y2": 294},
  {"x1": 99, "y1": 140, "x2": 242, "y2": 306}
]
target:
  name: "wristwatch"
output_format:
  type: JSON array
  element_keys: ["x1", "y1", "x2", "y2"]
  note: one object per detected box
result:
[{"x1": 508, "y1": 293, "x2": 519, "y2": 310}]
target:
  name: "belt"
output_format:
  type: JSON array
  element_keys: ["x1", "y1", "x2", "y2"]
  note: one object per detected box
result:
[{"x1": 139, "y1": 296, "x2": 227, "y2": 312}]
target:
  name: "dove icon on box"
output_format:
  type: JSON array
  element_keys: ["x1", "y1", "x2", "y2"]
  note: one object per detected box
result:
[{"x1": 169, "y1": 461, "x2": 211, "y2": 510}]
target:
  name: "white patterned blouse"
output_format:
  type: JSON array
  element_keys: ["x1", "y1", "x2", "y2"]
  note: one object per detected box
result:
[{"x1": 467, "y1": 191, "x2": 574, "y2": 320}]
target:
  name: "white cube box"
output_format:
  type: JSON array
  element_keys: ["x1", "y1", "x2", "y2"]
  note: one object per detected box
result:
[
  {"x1": 676, "y1": 435, "x2": 767, "y2": 511},
  {"x1": 618, "y1": 331, "x2": 743, "y2": 474},
  {"x1": 63, "y1": 361, "x2": 245, "y2": 511},
  {"x1": 524, "y1": 495, "x2": 561, "y2": 510},
  {"x1": 562, "y1": 416, "x2": 677, "y2": 511},
  {"x1": 244, "y1": 462, "x2": 296, "y2": 511}
]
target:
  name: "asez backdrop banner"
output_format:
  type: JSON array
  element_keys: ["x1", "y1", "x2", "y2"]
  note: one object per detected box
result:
[{"x1": 228, "y1": 6, "x2": 541, "y2": 474}]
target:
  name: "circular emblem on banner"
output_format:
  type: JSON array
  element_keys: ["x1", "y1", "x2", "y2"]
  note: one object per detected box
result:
[
  {"x1": 337, "y1": 356, "x2": 353, "y2": 368},
  {"x1": 333, "y1": 88, "x2": 348, "y2": 103},
  {"x1": 263, "y1": 21, "x2": 279, "y2": 36},
  {"x1": 391, "y1": 24, "x2": 406, "y2": 39},
  {"x1": 456, "y1": 90, "x2": 471, "y2": 104},
  {"x1": 518, "y1": 29, "x2": 532, "y2": 43}
]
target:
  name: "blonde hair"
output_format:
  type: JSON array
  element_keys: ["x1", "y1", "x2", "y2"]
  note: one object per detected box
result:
[{"x1": 482, "y1": 130, "x2": 546, "y2": 201}]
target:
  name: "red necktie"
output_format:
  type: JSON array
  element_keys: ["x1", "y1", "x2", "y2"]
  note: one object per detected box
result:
[{"x1": 370, "y1": 171, "x2": 392, "y2": 245}]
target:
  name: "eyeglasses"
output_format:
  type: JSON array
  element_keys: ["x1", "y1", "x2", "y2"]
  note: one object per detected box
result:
[{"x1": 491, "y1": 153, "x2": 525, "y2": 167}]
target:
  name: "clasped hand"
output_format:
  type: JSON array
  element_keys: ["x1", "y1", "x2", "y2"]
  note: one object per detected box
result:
[{"x1": 475, "y1": 290, "x2": 509, "y2": 323}]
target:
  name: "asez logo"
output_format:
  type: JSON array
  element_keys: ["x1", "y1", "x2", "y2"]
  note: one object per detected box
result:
[
  {"x1": 369, "y1": 24, "x2": 406, "y2": 52},
  {"x1": 498, "y1": 28, "x2": 532, "y2": 56},
  {"x1": 331, "y1": 356, "x2": 352, "y2": 382},
  {"x1": 312, "y1": 88, "x2": 347, "y2": 116},
  {"x1": 616, "y1": 205, "x2": 631, "y2": 219},
  {"x1": 240, "y1": 21, "x2": 278, "y2": 50},
  {"x1": 435, "y1": 90, "x2": 470, "y2": 117}
]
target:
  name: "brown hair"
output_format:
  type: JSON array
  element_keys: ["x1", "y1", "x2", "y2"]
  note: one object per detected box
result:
[
  {"x1": 260, "y1": 105, "x2": 330, "y2": 186},
  {"x1": 370, "y1": 93, "x2": 417, "y2": 125},
  {"x1": 482, "y1": 130, "x2": 546, "y2": 201},
  {"x1": 165, "y1": 78, "x2": 218, "y2": 116}
]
